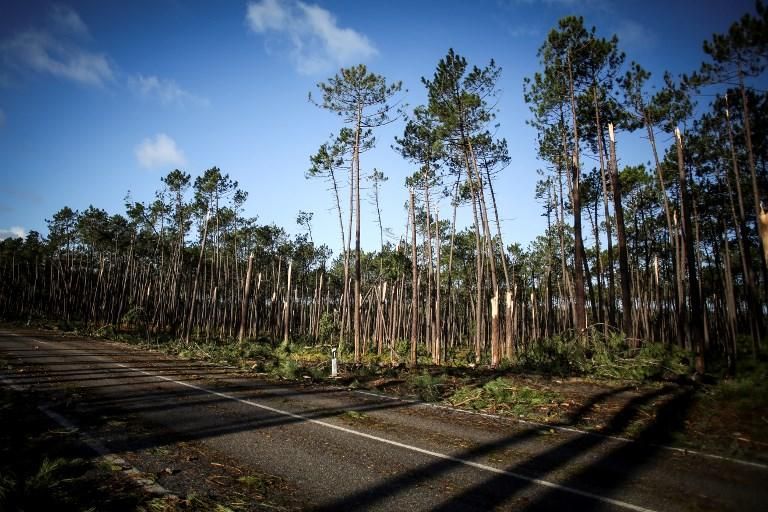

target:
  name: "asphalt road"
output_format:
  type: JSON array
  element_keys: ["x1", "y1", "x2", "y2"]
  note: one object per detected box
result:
[{"x1": 1, "y1": 329, "x2": 765, "y2": 511}]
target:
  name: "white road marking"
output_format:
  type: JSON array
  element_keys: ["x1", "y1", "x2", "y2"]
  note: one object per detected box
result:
[
  {"x1": 0, "y1": 375, "x2": 172, "y2": 497},
  {"x1": 2, "y1": 330, "x2": 766, "y2": 508},
  {"x1": 102, "y1": 361, "x2": 659, "y2": 512},
  {"x1": 351, "y1": 389, "x2": 768, "y2": 471},
  {"x1": 4, "y1": 330, "x2": 768, "y2": 473}
]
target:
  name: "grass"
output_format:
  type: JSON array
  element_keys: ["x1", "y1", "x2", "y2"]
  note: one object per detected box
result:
[
  {"x1": 514, "y1": 328, "x2": 691, "y2": 380},
  {"x1": 708, "y1": 355, "x2": 768, "y2": 409},
  {"x1": 0, "y1": 386, "x2": 150, "y2": 511},
  {"x1": 4, "y1": 319, "x2": 767, "y2": 466},
  {"x1": 683, "y1": 356, "x2": 768, "y2": 457},
  {"x1": 5, "y1": 318, "x2": 694, "y2": 386},
  {"x1": 0, "y1": 377, "x2": 296, "y2": 512},
  {"x1": 25, "y1": 456, "x2": 82, "y2": 491},
  {"x1": 407, "y1": 371, "x2": 447, "y2": 401},
  {"x1": 448, "y1": 378, "x2": 561, "y2": 418},
  {"x1": 343, "y1": 410, "x2": 369, "y2": 421}
]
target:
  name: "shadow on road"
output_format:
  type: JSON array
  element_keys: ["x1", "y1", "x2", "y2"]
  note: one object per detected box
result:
[
  {"x1": 313, "y1": 385, "x2": 691, "y2": 511},
  {"x1": 0, "y1": 335, "x2": 709, "y2": 511}
]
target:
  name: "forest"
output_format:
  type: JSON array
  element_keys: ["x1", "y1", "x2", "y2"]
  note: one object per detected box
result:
[{"x1": 2, "y1": 4, "x2": 767, "y2": 380}]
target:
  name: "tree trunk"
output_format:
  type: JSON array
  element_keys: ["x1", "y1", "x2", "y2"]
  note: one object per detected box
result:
[
  {"x1": 409, "y1": 188, "x2": 419, "y2": 368},
  {"x1": 238, "y1": 253, "x2": 254, "y2": 343},
  {"x1": 608, "y1": 124, "x2": 632, "y2": 336},
  {"x1": 567, "y1": 52, "x2": 587, "y2": 331},
  {"x1": 675, "y1": 128, "x2": 705, "y2": 374}
]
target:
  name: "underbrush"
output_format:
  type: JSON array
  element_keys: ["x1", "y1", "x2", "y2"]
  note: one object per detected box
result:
[
  {"x1": 406, "y1": 371, "x2": 447, "y2": 401},
  {"x1": 516, "y1": 328, "x2": 691, "y2": 381},
  {"x1": 0, "y1": 319, "x2": 712, "y2": 386},
  {"x1": 705, "y1": 355, "x2": 768, "y2": 412},
  {"x1": 138, "y1": 337, "x2": 334, "y2": 381},
  {"x1": 448, "y1": 378, "x2": 561, "y2": 417}
]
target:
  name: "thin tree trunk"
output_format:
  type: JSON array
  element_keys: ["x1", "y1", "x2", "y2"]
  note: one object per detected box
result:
[
  {"x1": 608, "y1": 124, "x2": 632, "y2": 336},
  {"x1": 238, "y1": 253, "x2": 254, "y2": 343},
  {"x1": 567, "y1": 52, "x2": 587, "y2": 331},
  {"x1": 409, "y1": 188, "x2": 419, "y2": 368},
  {"x1": 675, "y1": 128, "x2": 705, "y2": 374}
]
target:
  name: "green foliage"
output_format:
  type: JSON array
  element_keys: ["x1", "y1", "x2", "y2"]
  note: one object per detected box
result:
[
  {"x1": 344, "y1": 410, "x2": 368, "y2": 421},
  {"x1": 26, "y1": 457, "x2": 76, "y2": 492},
  {"x1": 317, "y1": 312, "x2": 338, "y2": 343},
  {"x1": 0, "y1": 473, "x2": 13, "y2": 503},
  {"x1": 313, "y1": 64, "x2": 402, "y2": 125},
  {"x1": 449, "y1": 378, "x2": 560, "y2": 417},
  {"x1": 446, "y1": 346, "x2": 477, "y2": 366},
  {"x1": 517, "y1": 334, "x2": 585, "y2": 375},
  {"x1": 407, "y1": 371, "x2": 446, "y2": 402},
  {"x1": 710, "y1": 357, "x2": 768, "y2": 410},
  {"x1": 394, "y1": 339, "x2": 410, "y2": 360},
  {"x1": 272, "y1": 358, "x2": 299, "y2": 380},
  {"x1": 516, "y1": 330, "x2": 691, "y2": 380}
]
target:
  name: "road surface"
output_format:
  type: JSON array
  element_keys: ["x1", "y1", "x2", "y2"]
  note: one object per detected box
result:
[{"x1": 1, "y1": 329, "x2": 765, "y2": 511}]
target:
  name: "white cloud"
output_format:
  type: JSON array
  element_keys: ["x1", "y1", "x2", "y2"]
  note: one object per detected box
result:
[
  {"x1": 49, "y1": 4, "x2": 89, "y2": 37},
  {"x1": 0, "y1": 226, "x2": 26, "y2": 240},
  {"x1": 130, "y1": 74, "x2": 209, "y2": 107},
  {"x1": 1, "y1": 29, "x2": 113, "y2": 86},
  {"x1": 246, "y1": 0, "x2": 377, "y2": 74},
  {"x1": 0, "y1": 5, "x2": 111, "y2": 86},
  {"x1": 2, "y1": 5, "x2": 204, "y2": 106},
  {"x1": 135, "y1": 134, "x2": 186, "y2": 169},
  {"x1": 613, "y1": 19, "x2": 656, "y2": 50},
  {"x1": 247, "y1": 0, "x2": 290, "y2": 31}
]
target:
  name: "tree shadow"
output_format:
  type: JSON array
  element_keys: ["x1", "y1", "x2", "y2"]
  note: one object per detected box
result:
[
  {"x1": 4, "y1": 336, "x2": 730, "y2": 511},
  {"x1": 312, "y1": 385, "x2": 685, "y2": 511},
  {"x1": 433, "y1": 387, "x2": 695, "y2": 511}
]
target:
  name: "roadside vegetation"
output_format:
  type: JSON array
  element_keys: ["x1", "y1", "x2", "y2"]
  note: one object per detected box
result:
[{"x1": 6, "y1": 318, "x2": 766, "y2": 465}]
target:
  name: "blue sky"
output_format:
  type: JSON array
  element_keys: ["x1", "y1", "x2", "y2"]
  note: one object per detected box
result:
[{"x1": 0, "y1": 0, "x2": 761, "y2": 252}]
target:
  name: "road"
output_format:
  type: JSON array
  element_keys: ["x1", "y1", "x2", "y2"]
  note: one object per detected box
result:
[{"x1": 1, "y1": 329, "x2": 765, "y2": 511}]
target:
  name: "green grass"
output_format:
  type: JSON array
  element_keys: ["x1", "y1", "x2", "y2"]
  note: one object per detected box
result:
[
  {"x1": 709, "y1": 357, "x2": 768, "y2": 409},
  {"x1": 344, "y1": 410, "x2": 368, "y2": 420},
  {"x1": 448, "y1": 378, "x2": 560, "y2": 418},
  {"x1": 406, "y1": 371, "x2": 447, "y2": 401},
  {"x1": 514, "y1": 329, "x2": 691, "y2": 381}
]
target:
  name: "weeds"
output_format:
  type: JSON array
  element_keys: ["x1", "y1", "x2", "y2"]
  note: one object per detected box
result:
[
  {"x1": 26, "y1": 457, "x2": 78, "y2": 492},
  {"x1": 448, "y1": 378, "x2": 560, "y2": 418},
  {"x1": 407, "y1": 371, "x2": 446, "y2": 401},
  {"x1": 516, "y1": 329, "x2": 691, "y2": 381},
  {"x1": 709, "y1": 357, "x2": 768, "y2": 408},
  {"x1": 0, "y1": 387, "x2": 147, "y2": 511},
  {"x1": 237, "y1": 475, "x2": 266, "y2": 488}
]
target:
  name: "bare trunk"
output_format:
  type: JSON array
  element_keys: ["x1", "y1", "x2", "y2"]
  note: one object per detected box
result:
[
  {"x1": 608, "y1": 124, "x2": 632, "y2": 336},
  {"x1": 675, "y1": 128, "x2": 705, "y2": 374},
  {"x1": 409, "y1": 188, "x2": 419, "y2": 368},
  {"x1": 238, "y1": 253, "x2": 254, "y2": 343}
]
